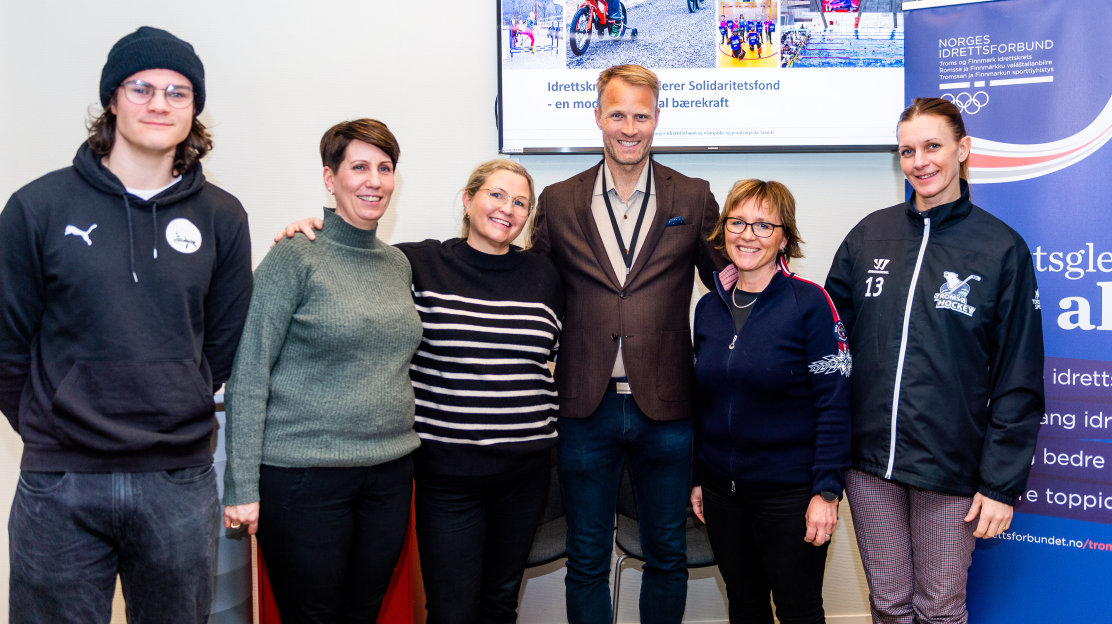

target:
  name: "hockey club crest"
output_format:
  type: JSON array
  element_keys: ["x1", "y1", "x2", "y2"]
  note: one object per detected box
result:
[
  {"x1": 934, "y1": 271, "x2": 980, "y2": 317},
  {"x1": 834, "y1": 321, "x2": 848, "y2": 343}
]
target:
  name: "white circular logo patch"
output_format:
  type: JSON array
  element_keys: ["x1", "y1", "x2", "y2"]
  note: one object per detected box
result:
[{"x1": 165, "y1": 218, "x2": 202, "y2": 254}]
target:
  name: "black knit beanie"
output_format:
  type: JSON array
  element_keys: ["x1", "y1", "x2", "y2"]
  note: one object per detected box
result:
[{"x1": 100, "y1": 27, "x2": 206, "y2": 113}]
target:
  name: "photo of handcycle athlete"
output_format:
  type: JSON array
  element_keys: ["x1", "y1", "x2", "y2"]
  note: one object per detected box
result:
[
  {"x1": 717, "y1": 0, "x2": 781, "y2": 68},
  {"x1": 567, "y1": 0, "x2": 639, "y2": 57},
  {"x1": 564, "y1": 0, "x2": 716, "y2": 70},
  {"x1": 502, "y1": 0, "x2": 564, "y2": 68}
]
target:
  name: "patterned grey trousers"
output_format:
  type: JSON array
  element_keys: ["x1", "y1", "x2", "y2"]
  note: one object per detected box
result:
[{"x1": 846, "y1": 469, "x2": 977, "y2": 624}]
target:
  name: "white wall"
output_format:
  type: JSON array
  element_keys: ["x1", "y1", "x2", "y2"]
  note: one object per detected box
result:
[{"x1": 0, "y1": 1, "x2": 905, "y2": 622}]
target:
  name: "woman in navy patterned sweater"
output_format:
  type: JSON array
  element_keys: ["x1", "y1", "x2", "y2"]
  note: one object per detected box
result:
[{"x1": 689, "y1": 180, "x2": 851, "y2": 624}]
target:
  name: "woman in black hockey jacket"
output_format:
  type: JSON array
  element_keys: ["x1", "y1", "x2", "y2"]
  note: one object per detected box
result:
[{"x1": 824, "y1": 97, "x2": 1044, "y2": 623}]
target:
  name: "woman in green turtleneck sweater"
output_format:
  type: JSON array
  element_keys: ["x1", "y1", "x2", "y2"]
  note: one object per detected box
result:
[{"x1": 221, "y1": 119, "x2": 422, "y2": 622}]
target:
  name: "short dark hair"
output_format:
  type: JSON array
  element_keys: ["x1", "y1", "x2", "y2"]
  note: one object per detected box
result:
[
  {"x1": 899, "y1": 97, "x2": 970, "y2": 181},
  {"x1": 320, "y1": 119, "x2": 400, "y2": 173},
  {"x1": 86, "y1": 91, "x2": 212, "y2": 176}
]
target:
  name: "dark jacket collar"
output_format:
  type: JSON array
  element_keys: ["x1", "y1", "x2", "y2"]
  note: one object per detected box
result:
[
  {"x1": 713, "y1": 260, "x2": 792, "y2": 305},
  {"x1": 905, "y1": 179, "x2": 973, "y2": 232},
  {"x1": 573, "y1": 157, "x2": 676, "y2": 290}
]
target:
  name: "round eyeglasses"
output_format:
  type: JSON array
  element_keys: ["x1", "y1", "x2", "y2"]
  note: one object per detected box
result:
[
  {"x1": 479, "y1": 188, "x2": 532, "y2": 216},
  {"x1": 725, "y1": 218, "x2": 783, "y2": 238},
  {"x1": 119, "y1": 80, "x2": 195, "y2": 109}
]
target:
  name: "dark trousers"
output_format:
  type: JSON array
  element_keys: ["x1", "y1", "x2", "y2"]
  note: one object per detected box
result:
[
  {"x1": 701, "y1": 477, "x2": 828, "y2": 624},
  {"x1": 557, "y1": 390, "x2": 693, "y2": 624},
  {"x1": 256, "y1": 456, "x2": 414, "y2": 624},
  {"x1": 9, "y1": 467, "x2": 219, "y2": 624},
  {"x1": 414, "y1": 453, "x2": 549, "y2": 624}
]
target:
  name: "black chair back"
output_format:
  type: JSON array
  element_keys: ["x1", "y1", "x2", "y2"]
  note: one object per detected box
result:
[{"x1": 527, "y1": 449, "x2": 568, "y2": 567}]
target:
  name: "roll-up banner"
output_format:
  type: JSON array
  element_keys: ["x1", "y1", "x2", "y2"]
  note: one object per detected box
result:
[{"x1": 904, "y1": 0, "x2": 1112, "y2": 621}]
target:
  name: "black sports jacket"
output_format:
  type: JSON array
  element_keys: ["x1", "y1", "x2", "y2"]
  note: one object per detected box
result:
[{"x1": 825, "y1": 182, "x2": 1044, "y2": 505}]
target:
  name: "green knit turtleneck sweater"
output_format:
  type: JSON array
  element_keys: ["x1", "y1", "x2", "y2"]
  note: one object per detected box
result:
[{"x1": 223, "y1": 208, "x2": 423, "y2": 506}]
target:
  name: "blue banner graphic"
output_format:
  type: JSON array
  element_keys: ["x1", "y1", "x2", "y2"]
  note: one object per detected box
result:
[{"x1": 905, "y1": 0, "x2": 1112, "y2": 621}]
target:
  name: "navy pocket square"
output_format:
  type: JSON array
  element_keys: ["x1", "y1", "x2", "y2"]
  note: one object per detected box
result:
[{"x1": 666, "y1": 216, "x2": 686, "y2": 227}]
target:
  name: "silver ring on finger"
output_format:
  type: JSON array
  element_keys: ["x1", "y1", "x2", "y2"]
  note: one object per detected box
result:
[{"x1": 230, "y1": 523, "x2": 241, "y2": 529}]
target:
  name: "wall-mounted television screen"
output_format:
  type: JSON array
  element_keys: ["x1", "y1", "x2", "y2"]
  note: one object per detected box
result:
[{"x1": 498, "y1": 0, "x2": 905, "y2": 153}]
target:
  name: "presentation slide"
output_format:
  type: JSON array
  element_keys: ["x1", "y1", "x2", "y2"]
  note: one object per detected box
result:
[{"x1": 498, "y1": 0, "x2": 905, "y2": 153}]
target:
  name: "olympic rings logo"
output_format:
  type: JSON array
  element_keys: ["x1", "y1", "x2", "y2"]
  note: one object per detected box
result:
[{"x1": 941, "y1": 91, "x2": 990, "y2": 115}]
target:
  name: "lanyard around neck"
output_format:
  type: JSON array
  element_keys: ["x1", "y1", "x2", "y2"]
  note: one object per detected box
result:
[{"x1": 601, "y1": 160, "x2": 652, "y2": 274}]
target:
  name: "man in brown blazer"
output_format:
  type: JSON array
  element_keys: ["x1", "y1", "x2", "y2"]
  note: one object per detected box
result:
[{"x1": 530, "y1": 65, "x2": 724, "y2": 624}]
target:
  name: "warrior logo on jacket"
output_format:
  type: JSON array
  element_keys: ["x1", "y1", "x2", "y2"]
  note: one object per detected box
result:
[{"x1": 934, "y1": 271, "x2": 981, "y2": 317}]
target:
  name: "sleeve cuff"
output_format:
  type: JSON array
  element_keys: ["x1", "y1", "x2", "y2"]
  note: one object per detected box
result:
[
  {"x1": 811, "y1": 469, "x2": 846, "y2": 499},
  {"x1": 221, "y1": 473, "x2": 260, "y2": 507},
  {"x1": 978, "y1": 485, "x2": 1017, "y2": 506}
]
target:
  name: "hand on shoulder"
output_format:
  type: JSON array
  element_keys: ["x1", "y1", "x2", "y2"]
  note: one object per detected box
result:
[{"x1": 271, "y1": 217, "x2": 323, "y2": 247}]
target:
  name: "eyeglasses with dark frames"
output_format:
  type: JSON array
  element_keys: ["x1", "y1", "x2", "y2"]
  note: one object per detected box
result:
[
  {"x1": 725, "y1": 218, "x2": 783, "y2": 238},
  {"x1": 118, "y1": 80, "x2": 195, "y2": 109}
]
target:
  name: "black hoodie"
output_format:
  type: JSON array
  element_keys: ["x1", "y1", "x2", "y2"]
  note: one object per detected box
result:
[{"x1": 0, "y1": 142, "x2": 253, "y2": 471}]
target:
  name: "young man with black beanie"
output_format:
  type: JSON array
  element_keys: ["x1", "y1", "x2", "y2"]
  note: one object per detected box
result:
[{"x1": 0, "y1": 27, "x2": 253, "y2": 623}]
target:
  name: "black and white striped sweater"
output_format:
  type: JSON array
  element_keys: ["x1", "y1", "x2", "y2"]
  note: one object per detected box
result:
[{"x1": 396, "y1": 239, "x2": 564, "y2": 476}]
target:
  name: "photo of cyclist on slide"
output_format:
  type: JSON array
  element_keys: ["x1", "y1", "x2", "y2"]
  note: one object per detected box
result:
[{"x1": 563, "y1": 0, "x2": 715, "y2": 70}]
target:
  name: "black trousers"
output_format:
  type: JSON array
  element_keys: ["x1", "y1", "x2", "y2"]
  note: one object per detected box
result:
[
  {"x1": 256, "y1": 456, "x2": 414, "y2": 624},
  {"x1": 701, "y1": 476, "x2": 829, "y2": 624},
  {"x1": 414, "y1": 453, "x2": 550, "y2": 624}
]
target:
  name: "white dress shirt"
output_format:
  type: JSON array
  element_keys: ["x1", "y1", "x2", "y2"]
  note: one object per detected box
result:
[{"x1": 590, "y1": 160, "x2": 657, "y2": 378}]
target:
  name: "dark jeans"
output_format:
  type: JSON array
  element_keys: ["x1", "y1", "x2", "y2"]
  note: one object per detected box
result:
[
  {"x1": 701, "y1": 476, "x2": 828, "y2": 624},
  {"x1": 256, "y1": 456, "x2": 413, "y2": 624},
  {"x1": 414, "y1": 452, "x2": 549, "y2": 624},
  {"x1": 9, "y1": 467, "x2": 219, "y2": 624},
  {"x1": 557, "y1": 390, "x2": 693, "y2": 624}
]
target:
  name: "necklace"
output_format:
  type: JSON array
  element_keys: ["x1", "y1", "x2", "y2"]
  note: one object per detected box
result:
[{"x1": 732, "y1": 287, "x2": 757, "y2": 309}]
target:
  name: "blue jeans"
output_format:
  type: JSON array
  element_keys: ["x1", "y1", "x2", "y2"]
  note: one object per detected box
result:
[
  {"x1": 557, "y1": 389, "x2": 693, "y2": 624},
  {"x1": 9, "y1": 467, "x2": 219, "y2": 624}
]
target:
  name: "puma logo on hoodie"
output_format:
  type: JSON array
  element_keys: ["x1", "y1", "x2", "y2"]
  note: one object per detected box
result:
[{"x1": 64, "y1": 223, "x2": 97, "y2": 245}]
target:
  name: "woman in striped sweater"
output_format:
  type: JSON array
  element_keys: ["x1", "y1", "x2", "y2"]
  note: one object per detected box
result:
[
  {"x1": 276, "y1": 158, "x2": 563, "y2": 623},
  {"x1": 396, "y1": 159, "x2": 563, "y2": 624}
]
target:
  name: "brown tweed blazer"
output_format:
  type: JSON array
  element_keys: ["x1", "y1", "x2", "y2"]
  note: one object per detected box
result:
[{"x1": 531, "y1": 161, "x2": 726, "y2": 421}]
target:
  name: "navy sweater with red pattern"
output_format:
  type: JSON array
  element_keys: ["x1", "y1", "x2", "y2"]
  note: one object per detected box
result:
[{"x1": 693, "y1": 261, "x2": 852, "y2": 495}]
